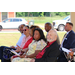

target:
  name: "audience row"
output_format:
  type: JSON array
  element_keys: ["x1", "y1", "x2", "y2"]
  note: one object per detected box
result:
[{"x1": 0, "y1": 22, "x2": 75, "y2": 62}]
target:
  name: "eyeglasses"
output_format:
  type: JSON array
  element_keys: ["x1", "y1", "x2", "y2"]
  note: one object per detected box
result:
[{"x1": 23, "y1": 29, "x2": 29, "y2": 31}]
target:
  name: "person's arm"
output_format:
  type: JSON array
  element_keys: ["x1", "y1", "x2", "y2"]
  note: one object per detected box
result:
[
  {"x1": 19, "y1": 53, "x2": 26, "y2": 58},
  {"x1": 27, "y1": 40, "x2": 46, "y2": 58},
  {"x1": 63, "y1": 34, "x2": 75, "y2": 49},
  {"x1": 19, "y1": 48, "x2": 29, "y2": 58},
  {"x1": 10, "y1": 46, "x2": 15, "y2": 49},
  {"x1": 69, "y1": 49, "x2": 74, "y2": 57},
  {"x1": 35, "y1": 46, "x2": 60, "y2": 62},
  {"x1": 22, "y1": 48, "x2": 28, "y2": 53},
  {"x1": 25, "y1": 50, "x2": 41, "y2": 58},
  {"x1": 15, "y1": 45, "x2": 21, "y2": 52}
]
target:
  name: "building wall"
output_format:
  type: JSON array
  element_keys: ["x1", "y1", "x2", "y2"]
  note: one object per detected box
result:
[
  {"x1": 2, "y1": 12, "x2": 7, "y2": 21},
  {"x1": 8, "y1": 12, "x2": 15, "y2": 18},
  {"x1": 0, "y1": 12, "x2": 1, "y2": 22},
  {"x1": 0, "y1": 12, "x2": 15, "y2": 22}
]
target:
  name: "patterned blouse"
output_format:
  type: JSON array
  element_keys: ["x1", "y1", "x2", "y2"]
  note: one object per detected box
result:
[
  {"x1": 12, "y1": 39, "x2": 47, "y2": 62},
  {"x1": 26, "y1": 39, "x2": 47, "y2": 55}
]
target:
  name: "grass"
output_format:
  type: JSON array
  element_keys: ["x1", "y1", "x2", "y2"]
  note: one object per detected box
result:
[
  {"x1": 57, "y1": 31, "x2": 66, "y2": 43},
  {"x1": 18, "y1": 16, "x2": 67, "y2": 24},
  {"x1": 0, "y1": 33, "x2": 21, "y2": 46},
  {"x1": 0, "y1": 32, "x2": 66, "y2": 46}
]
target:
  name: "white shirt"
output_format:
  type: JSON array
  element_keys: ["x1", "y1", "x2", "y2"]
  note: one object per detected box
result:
[
  {"x1": 61, "y1": 31, "x2": 70, "y2": 48},
  {"x1": 15, "y1": 33, "x2": 25, "y2": 48}
]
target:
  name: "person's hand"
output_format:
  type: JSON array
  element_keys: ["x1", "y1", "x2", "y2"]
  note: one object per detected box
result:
[
  {"x1": 10, "y1": 46, "x2": 15, "y2": 48},
  {"x1": 69, "y1": 52, "x2": 74, "y2": 57},
  {"x1": 15, "y1": 45, "x2": 21, "y2": 52},
  {"x1": 30, "y1": 59, "x2": 35, "y2": 62},
  {"x1": 69, "y1": 49, "x2": 72, "y2": 52},
  {"x1": 19, "y1": 54, "x2": 25, "y2": 58},
  {"x1": 69, "y1": 49, "x2": 74, "y2": 57},
  {"x1": 16, "y1": 45, "x2": 21, "y2": 49}
]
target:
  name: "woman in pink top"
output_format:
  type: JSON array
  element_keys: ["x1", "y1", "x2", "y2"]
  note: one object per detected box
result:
[
  {"x1": 11, "y1": 26, "x2": 32, "y2": 59},
  {"x1": 14, "y1": 26, "x2": 32, "y2": 52}
]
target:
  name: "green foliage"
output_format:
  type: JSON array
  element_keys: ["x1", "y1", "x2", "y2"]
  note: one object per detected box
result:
[
  {"x1": 16, "y1": 12, "x2": 23, "y2": 17},
  {"x1": 59, "y1": 12, "x2": 66, "y2": 17},
  {"x1": 40, "y1": 12, "x2": 44, "y2": 17},
  {"x1": 50, "y1": 12, "x2": 56, "y2": 17},
  {"x1": 16, "y1": 12, "x2": 70, "y2": 17}
]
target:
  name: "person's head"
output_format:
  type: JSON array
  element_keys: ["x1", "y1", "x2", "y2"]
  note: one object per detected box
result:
[
  {"x1": 29, "y1": 25, "x2": 40, "y2": 37},
  {"x1": 23, "y1": 26, "x2": 29, "y2": 36},
  {"x1": 33, "y1": 28, "x2": 46, "y2": 42},
  {"x1": 45, "y1": 22, "x2": 53, "y2": 32},
  {"x1": 18, "y1": 24, "x2": 25, "y2": 33},
  {"x1": 47, "y1": 29, "x2": 57, "y2": 42},
  {"x1": 65, "y1": 22, "x2": 73, "y2": 32}
]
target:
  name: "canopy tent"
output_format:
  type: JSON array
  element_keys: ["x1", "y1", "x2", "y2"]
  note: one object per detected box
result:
[{"x1": 71, "y1": 12, "x2": 75, "y2": 32}]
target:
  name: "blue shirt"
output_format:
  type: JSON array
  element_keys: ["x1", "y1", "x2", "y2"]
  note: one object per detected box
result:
[{"x1": 15, "y1": 33, "x2": 25, "y2": 48}]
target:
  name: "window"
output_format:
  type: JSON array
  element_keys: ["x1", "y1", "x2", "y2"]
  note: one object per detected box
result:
[
  {"x1": 63, "y1": 16, "x2": 69, "y2": 20},
  {"x1": 20, "y1": 19, "x2": 22, "y2": 21},
  {"x1": 9, "y1": 19, "x2": 13, "y2": 22},
  {"x1": 3, "y1": 19, "x2": 12, "y2": 22},
  {"x1": 13, "y1": 19, "x2": 20, "y2": 22},
  {"x1": 68, "y1": 19, "x2": 70, "y2": 21}
]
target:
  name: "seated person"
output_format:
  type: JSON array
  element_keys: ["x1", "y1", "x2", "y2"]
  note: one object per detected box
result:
[
  {"x1": 11, "y1": 25, "x2": 40, "y2": 59},
  {"x1": 29, "y1": 25, "x2": 39, "y2": 37},
  {"x1": 31, "y1": 29, "x2": 60, "y2": 62},
  {"x1": 0, "y1": 24, "x2": 25, "y2": 62},
  {"x1": 45, "y1": 22, "x2": 60, "y2": 45},
  {"x1": 3, "y1": 25, "x2": 33, "y2": 62},
  {"x1": 11, "y1": 28, "x2": 47, "y2": 62},
  {"x1": 15, "y1": 25, "x2": 32, "y2": 52},
  {"x1": 58, "y1": 22, "x2": 75, "y2": 62},
  {"x1": 11, "y1": 24, "x2": 25, "y2": 48}
]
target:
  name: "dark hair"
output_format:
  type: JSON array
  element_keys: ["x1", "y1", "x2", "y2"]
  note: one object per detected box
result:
[
  {"x1": 21, "y1": 24, "x2": 26, "y2": 26},
  {"x1": 30, "y1": 25, "x2": 39, "y2": 29},
  {"x1": 33, "y1": 28, "x2": 47, "y2": 42},
  {"x1": 66, "y1": 22, "x2": 73, "y2": 27},
  {"x1": 30, "y1": 25, "x2": 40, "y2": 37},
  {"x1": 18, "y1": 24, "x2": 26, "y2": 31},
  {"x1": 25, "y1": 25, "x2": 29, "y2": 29},
  {"x1": 45, "y1": 22, "x2": 52, "y2": 26}
]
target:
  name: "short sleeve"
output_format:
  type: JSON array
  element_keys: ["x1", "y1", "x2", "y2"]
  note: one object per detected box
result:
[{"x1": 35, "y1": 39, "x2": 47, "y2": 50}]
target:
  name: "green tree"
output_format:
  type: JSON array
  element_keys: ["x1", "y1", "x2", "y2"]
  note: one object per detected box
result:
[
  {"x1": 40, "y1": 12, "x2": 44, "y2": 17},
  {"x1": 16, "y1": 12, "x2": 70, "y2": 17},
  {"x1": 22, "y1": 12, "x2": 25, "y2": 17},
  {"x1": 16, "y1": 12, "x2": 23, "y2": 17},
  {"x1": 59, "y1": 12, "x2": 66, "y2": 17},
  {"x1": 66, "y1": 12, "x2": 70, "y2": 15},
  {"x1": 50, "y1": 12, "x2": 56, "y2": 17}
]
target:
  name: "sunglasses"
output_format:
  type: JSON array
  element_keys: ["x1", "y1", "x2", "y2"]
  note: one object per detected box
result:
[{"x1": 23, "y1": 29, "x2": 29, "y2": 31}]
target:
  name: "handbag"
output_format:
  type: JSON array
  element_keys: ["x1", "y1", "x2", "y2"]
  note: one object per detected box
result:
[{"x1": 3, "y1": 47, "x2": 15, "y2": 60}]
